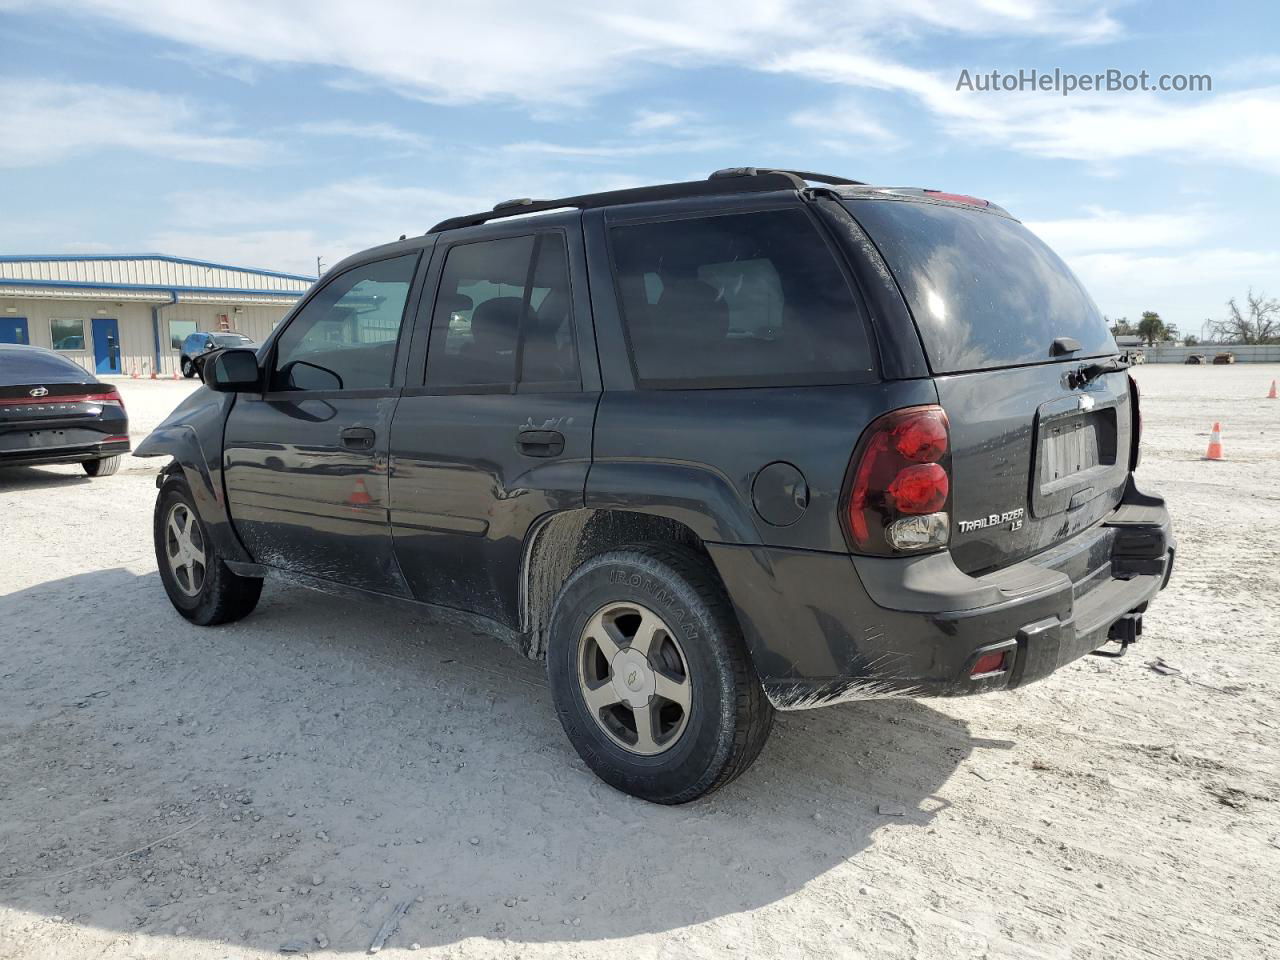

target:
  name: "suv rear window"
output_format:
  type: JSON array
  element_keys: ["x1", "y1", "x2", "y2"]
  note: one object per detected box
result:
[
  {"x1": 609, "y1": 208, "x2": 874, "y2": 388},
  {"x1": 845, "y1": 198, "x2": 1115, "y2": 373}
]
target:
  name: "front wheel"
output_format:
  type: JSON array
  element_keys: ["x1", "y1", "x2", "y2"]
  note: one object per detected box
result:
[
  {"x1": 181, "y1": 358, "x2": 196, "y2": 378},
  {"x1": 154, "y1": 477, "x2": 262, "y2": 625},
  {"x1": 547, "y1": 544, "x2": 773, "y2": 804}
]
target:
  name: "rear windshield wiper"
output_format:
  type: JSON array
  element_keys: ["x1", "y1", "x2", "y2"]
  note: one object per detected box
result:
[{"x1": 1069, "y1": 355, "x2": 1132, "y2": 389}]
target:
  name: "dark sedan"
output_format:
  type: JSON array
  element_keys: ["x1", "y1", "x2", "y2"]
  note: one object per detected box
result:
[{"x1": 0, "y1": 343, "x2": 130, "y2": 476}]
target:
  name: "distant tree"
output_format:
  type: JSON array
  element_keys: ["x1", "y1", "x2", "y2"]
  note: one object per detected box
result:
[
  {"x1": 1208, "y1": 289, "x2": 1280, "y2": 344},
  {"x1": 1137, "y1": 311, "x2": 1167, "y2": 346},
  {"x1": 1108, "y1": 316, "x2": 1134, "y2": 337},
  {"x1": 1162, "y1": 323, "x2": 1179, "y2": 343},
  {"x1": 1183, "y1": 334, "x2": 1199, "y2": 347}
]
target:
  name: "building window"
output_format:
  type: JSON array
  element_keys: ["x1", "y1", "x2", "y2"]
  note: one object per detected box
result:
[
  {"x1": 169, "y1": 319, "x2": 199, "y2": 351},
  {"x1": 50, "y1": 318, "x2": 86, "y2": 351}
]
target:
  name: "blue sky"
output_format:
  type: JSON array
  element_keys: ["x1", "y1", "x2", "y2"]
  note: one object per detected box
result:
[{"x1": 2, "y1": 0, "x2": 1277, "y2": 334}]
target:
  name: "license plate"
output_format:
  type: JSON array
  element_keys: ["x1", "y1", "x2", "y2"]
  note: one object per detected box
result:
[{"x1": 1040, "y1": 417, "x2": 1099, "y2": 483}]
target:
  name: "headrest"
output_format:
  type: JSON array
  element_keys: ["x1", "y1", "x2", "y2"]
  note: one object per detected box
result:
[{"x1": 470, "y1": 296, "x2": 523, "y2": 346}]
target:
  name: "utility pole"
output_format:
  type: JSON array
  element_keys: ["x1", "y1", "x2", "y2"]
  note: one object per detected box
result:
[{"x1": 316, "y1": 256, "x2": 326, "y2": 279}]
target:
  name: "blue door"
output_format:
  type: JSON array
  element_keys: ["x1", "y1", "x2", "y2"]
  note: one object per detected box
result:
[
  {"x1": 0, "y1": 316, "x2": 28, "y2": 344},
  {"x1": 91, "y1": 317, "x2": 122, "y2": 374}
]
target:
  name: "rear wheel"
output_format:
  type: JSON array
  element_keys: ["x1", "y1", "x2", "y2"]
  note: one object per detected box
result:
[
  {"x1": 547, "y1": 543, "x2": 773, "y2": 804},
  {"x1": 154, "y1": 478, "x2": 262, "y2": 625},
  {"x1": 82, "y1": 455, "x2": 121, "y2": 477}
]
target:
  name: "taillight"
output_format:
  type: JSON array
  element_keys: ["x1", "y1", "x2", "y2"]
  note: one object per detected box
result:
[
  {"x1": 844, "y1": 405, "x2": 952, "y2": 555},
  {"x1": 1127, "y1": 373, "x2": 1141, "y2": 469},
  {"x1": 86, "y1": 387, "x2": 125, "y2": 411}
]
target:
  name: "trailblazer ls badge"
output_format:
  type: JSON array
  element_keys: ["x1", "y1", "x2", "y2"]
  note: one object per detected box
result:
[{"x1": 958, "y1": 507, "x2": 1025, "y2": 534}]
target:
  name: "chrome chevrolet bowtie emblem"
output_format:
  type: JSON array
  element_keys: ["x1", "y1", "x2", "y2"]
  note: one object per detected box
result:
[{"x1": 29, "y1": 386, "x2": 48, "y2": 397}]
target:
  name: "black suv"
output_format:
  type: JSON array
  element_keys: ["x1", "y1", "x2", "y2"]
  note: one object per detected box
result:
[{"x1": 138, "y1": 169, "x2": 1174, "y2": 804}]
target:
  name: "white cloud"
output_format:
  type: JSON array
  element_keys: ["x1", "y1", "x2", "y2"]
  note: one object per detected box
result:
[
  {"x1": 0, "y1": 78, "x2": 271, "y2": 167},
  {"x1": 629, "y1": 109, "x2": 698, "y2": 134},
  {"x1": 155, "y1": 178, "x2": 494, "y2": 274},
  {"x1": 1024, "y1": 207, "x2": 1211, "y2": 255},
  {"x1": 790, "y1": 101, "x2": 903, "y2": 147},
  {"x1": 499, "y1": 137, "x2": 731, "y2": 159},
  {"x1": 18, "y1": 0, "x2": 1123, "y2": 105},
  {"x1": 294, "y1": 120, "x2": 432, "y2": 151},
  {"x1": 771, "y1": 49, "x2": 1280, "y2": 175},
  {"x1": 1064, "y1": 247, "x2": 1280, "y2": 327}
]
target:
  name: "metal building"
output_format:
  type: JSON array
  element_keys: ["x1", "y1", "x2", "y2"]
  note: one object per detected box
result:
[{"x1": 0, "y1": 254, "x2": 314, "y2": 377}]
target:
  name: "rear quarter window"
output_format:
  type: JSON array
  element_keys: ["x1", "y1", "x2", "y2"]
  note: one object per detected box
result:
[
  {"x1": 608, "y1": 208, "x2": 875, "y2": 388},
  {"x1": 845, "y1": 198, "x2": 1115, "y2": 373}
]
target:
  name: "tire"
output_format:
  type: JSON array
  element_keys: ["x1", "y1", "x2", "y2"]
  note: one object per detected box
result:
[
  {"x1": 154, "y1": 477, "x2": 262, "y2": 626},
  {"x1": 181, "y1": 358, "x2": 195, "y2": 378},
  {"x1": 82, "y1": 455, "x2": 121, "y2": 477},
  {"x1": 547, "y1": 543, "x2": 773, "y2": 804}
]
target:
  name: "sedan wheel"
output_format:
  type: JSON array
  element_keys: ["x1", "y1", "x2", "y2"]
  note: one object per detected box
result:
[{"x1": 164, "y1": 502, "x2": 207, "y2": 596}]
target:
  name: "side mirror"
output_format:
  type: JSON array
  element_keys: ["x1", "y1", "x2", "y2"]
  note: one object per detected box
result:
[
  {"x1": 204, "y1": 348, "x2": 262, "y2": 392},
  {"x1": 281, "y1": 359, "x2": 344, "y2": 391}
]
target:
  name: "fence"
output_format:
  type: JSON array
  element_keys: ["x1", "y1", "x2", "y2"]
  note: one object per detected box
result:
[{"x1": 1134, "y1": 343, "x2": 1280, "y2": 364}]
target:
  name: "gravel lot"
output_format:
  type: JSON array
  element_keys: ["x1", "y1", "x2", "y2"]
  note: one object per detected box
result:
[{"x1": 1, "y1": 366, "x2": 1277, "y2": 960}]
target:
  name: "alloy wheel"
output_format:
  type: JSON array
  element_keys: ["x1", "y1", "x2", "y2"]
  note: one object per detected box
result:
[
  {"x1": 576, "y1": 601, "x2": 692, "y2": 755},
  {"x1": 165, "y1": 502, "x2": 207, "y2": 597}
]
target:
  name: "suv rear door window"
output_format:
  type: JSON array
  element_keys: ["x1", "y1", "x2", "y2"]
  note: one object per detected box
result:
[
  {"x1": 608, "y1": 208, "x2": 874, "y2": 388},
  {"x1": 845, "y1": 198, "x2": 1115, "y2": 373},
  {"x1": 425, "y1": 232, "x2": 578, "y2": 391}
]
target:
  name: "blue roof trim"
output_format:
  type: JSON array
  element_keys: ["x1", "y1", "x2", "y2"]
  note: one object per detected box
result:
[
  {"x1": 0, "y1": 253, "x2": 316, "y2": 283},
  {"x1": 0, "y1": 277, "x2": 306, "y2": 298}
]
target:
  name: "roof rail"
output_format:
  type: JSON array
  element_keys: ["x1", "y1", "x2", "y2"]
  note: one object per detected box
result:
[
  {"x1": 708, "y1": 167, "x2": 865, "y2": 186},
  {"x1": 427, "y1": 168, "x2": 832, "y2": 233}
]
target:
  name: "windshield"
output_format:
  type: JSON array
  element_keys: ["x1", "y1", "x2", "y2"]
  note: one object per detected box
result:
[
  {"x1": 212, "y1": 334, "x2": 252, "y2": 347},
  {"x1": 845, "y1": 199, "x2": 1115, "y2": 373}
]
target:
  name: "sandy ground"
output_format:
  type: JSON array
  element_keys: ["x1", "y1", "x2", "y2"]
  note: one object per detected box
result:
[{"x1": 1, "y1": 366, "x2": 1277, "y2": 960}]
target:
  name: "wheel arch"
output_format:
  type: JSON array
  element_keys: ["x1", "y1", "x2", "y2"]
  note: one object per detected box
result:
[
  {"x1": 142, "y1": 424, "x2": 252, "y2": 566},
  {"x1": 520, "y1": 508, "x2": 720, "y2": 659}
]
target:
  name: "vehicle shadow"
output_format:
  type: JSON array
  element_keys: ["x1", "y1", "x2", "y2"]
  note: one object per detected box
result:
[
  {"x1": 0, "y1": 569, "x2": 990, "y2": 955},
  {"x1": 0, "y1": 465, "x2": 91, "y2": 491}
]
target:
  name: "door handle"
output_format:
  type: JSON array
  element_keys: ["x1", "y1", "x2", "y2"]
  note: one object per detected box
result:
[
  {"x1": 340, "y1": 426, "x2": 376, "y2": 449},
  {"x1": 517, "y1": 430, "x2": 565, "y2": 458}
]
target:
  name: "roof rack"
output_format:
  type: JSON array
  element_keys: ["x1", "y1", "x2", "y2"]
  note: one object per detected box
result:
[
  {"x1": 708, "y1": 167, "x2": 865, "y2": 187},
  {"x1": 427, "y1": 168, "x2": 862, "y2": 233}
]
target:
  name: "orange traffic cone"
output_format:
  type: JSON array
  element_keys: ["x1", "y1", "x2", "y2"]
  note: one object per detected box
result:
[
  {"x1": 1268, "y1": 379, "x2": 1277, "y2": 399},
  {"x1": 1205, "y1": 422, "x2": 1224, "y2": 460},
  {"x1": 130, "y1": 363, "x2": 140, "y2": 379},
  {"x1": 171, "y1": 366, "x2": 180, "y2": 380},
  {"x1": 347, "y1": 478, "x2": 374, "y2": 507}
]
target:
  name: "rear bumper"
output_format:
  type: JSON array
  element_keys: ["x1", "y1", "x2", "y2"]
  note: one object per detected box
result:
[
  {"x1": 709, "y1": 478, "x2": 1174, "y2": 710},
  {"x1": 0, "y1": 414, "x2": 131, "y2": 468}
]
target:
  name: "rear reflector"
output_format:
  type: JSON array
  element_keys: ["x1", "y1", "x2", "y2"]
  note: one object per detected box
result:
[{"x1": 970, "y1": 651, "x2": 1008, "y2": 677}]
